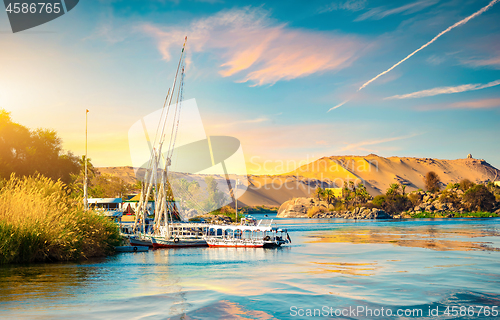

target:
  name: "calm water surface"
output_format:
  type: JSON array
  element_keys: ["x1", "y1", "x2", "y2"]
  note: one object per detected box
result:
[{"x1": 1, "y1": 216, "x2": 500, "y2": 319}]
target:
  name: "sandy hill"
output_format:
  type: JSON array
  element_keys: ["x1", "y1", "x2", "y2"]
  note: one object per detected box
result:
[{"x1": 98, "y1": 155, "x2": 500, "y2": 207}]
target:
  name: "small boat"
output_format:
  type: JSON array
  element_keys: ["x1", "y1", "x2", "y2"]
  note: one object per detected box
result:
[
  {"x1": 129, "y1": 235, "x2": 153, "y2": 247},
  {"x1": 150, "y1": 223, "x2": 209, "y2": 248},
  {"x1": 205, "y1": 220, "x2": 290, "y2": 248},
  {"x1": 151, "y1": 237, "x2": 207, "y2": 248}
]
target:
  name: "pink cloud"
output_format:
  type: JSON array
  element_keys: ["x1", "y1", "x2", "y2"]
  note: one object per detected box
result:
[
  {"x1": 450, "y1": 98, "x2": 500, "y2": 109},
  {"x1": 140, "y1": 7, "x2": 364, "y2": 86},
  {"x1": 417, "y1": 98, "x2": 500, "y2": 110}
]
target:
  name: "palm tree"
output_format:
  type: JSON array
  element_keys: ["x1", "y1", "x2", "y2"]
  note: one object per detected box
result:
[
  {"x1": 323, "y1": 188, "x2": 335, "y2": 205},
  {"x1": 315, "y1": 186, "x2": 324, "y2": 200}
]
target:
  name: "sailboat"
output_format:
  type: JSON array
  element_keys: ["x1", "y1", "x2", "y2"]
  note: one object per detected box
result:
[{"x1": 130, "y1": 37, "x2": 209, "y2": 249}]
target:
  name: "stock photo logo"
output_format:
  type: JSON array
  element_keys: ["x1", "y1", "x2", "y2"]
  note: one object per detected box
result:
[
  {"x1": 3, "y1": 0, "x2": 79, "y2": 33},
  {"x1": 128, "y1": 99, "x2": 248, "y2": 220}
]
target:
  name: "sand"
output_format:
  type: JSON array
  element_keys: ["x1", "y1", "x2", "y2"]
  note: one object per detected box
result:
[{"x1": 99, "y1": 155, "x2": 500, "y2": 207}]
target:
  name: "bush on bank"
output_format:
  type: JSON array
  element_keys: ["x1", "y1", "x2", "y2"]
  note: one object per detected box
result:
[{"x1": 0, "y1": 175, "x2": 120, "y2": 264}]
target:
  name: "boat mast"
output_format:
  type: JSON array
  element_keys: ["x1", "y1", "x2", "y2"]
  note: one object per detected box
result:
[{"x1": 83, "y1": 109, "x2": 89, "y2": 211}]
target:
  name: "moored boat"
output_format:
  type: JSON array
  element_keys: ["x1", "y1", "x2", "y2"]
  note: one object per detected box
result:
[
  {"x1": 129, "y1": 235, "x2": 153, "y2": 247},
  {"x1": 151, "y1": 223, "x2": 208, "y2": 248},
  {"x1": 205, "y1": 220, "x2": 290, "y2": 248}
]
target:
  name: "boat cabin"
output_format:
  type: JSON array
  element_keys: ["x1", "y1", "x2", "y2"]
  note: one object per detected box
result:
[{"x1": 88, "y1": 198, "x2": 123, "y2": 221}]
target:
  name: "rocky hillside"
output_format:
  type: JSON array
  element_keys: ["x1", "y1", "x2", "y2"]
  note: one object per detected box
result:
[
  {"x1": 99, "y1": 155, "x2": 500, "y2": 207},
  {"x1": 277, "y1": 197, "x2": 391, "y2": 219}
]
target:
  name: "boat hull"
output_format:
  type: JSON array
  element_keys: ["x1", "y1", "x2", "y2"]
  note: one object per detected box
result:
[
  {"x1": 129, "y1": 237, "x2": 153, "y2": 247},
  {"x1": 206, "y1": 239, "x2": 284, "y2": 248},
  {"x1": 151, "y1": 237, "x2": 208, "y2": 248}
]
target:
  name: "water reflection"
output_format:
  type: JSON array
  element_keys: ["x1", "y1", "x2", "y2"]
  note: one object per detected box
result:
[
  {"x1": 1, "y1": 219, "x2": 499, "y2": 319},
  {"x1": 307, "y1": 225, "x2": 500, "y2": 251}
]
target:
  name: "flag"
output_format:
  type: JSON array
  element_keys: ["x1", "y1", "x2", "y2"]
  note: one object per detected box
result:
[{"x1": 86, "y1": 109, "x2": 89, "y2": 113}]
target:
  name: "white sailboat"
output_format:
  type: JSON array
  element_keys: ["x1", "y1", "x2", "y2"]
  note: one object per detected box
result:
[{"x1": 130, "y1": 37, "x2": 209, "y2": 249}]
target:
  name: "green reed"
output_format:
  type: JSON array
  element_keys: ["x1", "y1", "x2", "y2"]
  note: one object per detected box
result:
[{"x1": 0, "y1": 175, "x2": 121, "y2": 264}]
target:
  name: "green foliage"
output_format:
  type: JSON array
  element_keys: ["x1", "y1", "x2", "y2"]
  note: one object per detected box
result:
[
  {"x1": 342, "y1": 181, "x2": 370, "y2": 209},
  {"x1": 372, "y1": 195, "x2": 386, "y2": 207},
  {"x1": 424, "y1": 171, "x2": 441, "y2": 193},
  {"x1": 459, "y1": 179, "x2": 475, "y2": 192},
  {"x1": 322, "y1": 188, "x2": 336, "y2": 205},
  {"x1": 245, "y1": 206, "x2": 278, "y2": 214},
  {"x1": 204, "y1": 176, "x2": 227, "y2": 213},
  {"x1": 411, "y1": 211, "x2": 497, "y2": 218},
  {"x1": 0, "y1": 175, "x2": 120, "y2": 264},
  {"x1": 446, "y1": 182, "x2": 460, "y2": 190},
  {"x1": 438, "y1": 190, "x2": 462, "y2": 208},
  {"x1": 407, "y1": 192, "x2": 422, "y2": 206},
  {"x1": 373, "y1": 183, "x2": 413, "y2": 214},
  {"x1": 463, "y1": 185, "x2": 496, "y2": 212},
  {"x1": 314, "y1": 186, "x2": 324, "y2": 200},
  {"x1": 307, "y1": 206, "x2": 324, "y2": 218},
  {"x1": 386, "y1": 183, "x2": 401, "y2": 196},
  {"x1": 0, "y1": 109, "x2": 80, "y2": 184}
]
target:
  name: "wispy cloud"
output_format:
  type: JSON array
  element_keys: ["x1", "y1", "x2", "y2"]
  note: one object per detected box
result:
[
  {"x1": 385, "y1": 79, "x2": 500, "y2": 100},
  {"x1": 141, "y1": 7, "x2": 364, "y2": 86},
  {"x1": 358, "y1": 0, "x2": 500, "y2": 91},
  {"x1": 211, "y1": 116, "x2": 270, "y2": 128},
  {"x1": 340, "y1": 133, "x2": 421, "y2": 151},
  {"x1": 319, "y1": 0, "x2": 367, "y2": 13},
  {"x1": 463, "y1": 55, "x2": 500, "y2": 68},
  {"x1": 451, "y1": 98, "x2": 500, "y2": 109},
  {"x1": 416, "y1": 97, "x2": 500, "y2": 110},
  {"x1": 355, "y1": 0, "x2": 438, "y2": 21},
  {"x1": 328, "y1": 100, "x2": 349, "y2": 112},
  {"x1": 328, "y1": 0, "x2": 499, "y2": 113}
]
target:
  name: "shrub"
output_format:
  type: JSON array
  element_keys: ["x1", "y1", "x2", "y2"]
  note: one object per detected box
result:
[
  {"x1": 463, "y1": 185, "x2": 496, "y2": 212},
  {"x1": 438, "y1": 190, "x2": 462, "y2": 208},
  {"x1": 459, "y1": 179, "x2": 475, "y2": 192},
  {"x1": 372, "y1": 195, "x2": 386, "y2": 208},
  {"x1": 307, "y1": 206, "x2": 324, "y2": 218},
  {"x1": 407, "y1": 193, "x2": 422, "y2": 206},
  {"x1": 446, "y1": 182, "x2": 460, "y2": 190},
  {"x1": 0, "y1": 175, "x2": 121, "y2": 264},
  {"x1": 424, "y1": 171, "x2": 441, "y2": 193}
]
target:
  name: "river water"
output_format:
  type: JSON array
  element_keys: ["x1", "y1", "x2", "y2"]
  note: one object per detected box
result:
[{"x1": 1, "y1": 216, "x2": 500, "y2": 319}]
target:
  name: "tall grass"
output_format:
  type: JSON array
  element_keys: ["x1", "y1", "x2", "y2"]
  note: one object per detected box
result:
[{"x1": 0, "y1": 175, "x2": 120, "y2": 264}]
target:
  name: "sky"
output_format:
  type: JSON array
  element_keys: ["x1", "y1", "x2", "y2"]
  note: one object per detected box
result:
[{"x1": 0, "y1": 0, "x2": 499, "y2": 175}]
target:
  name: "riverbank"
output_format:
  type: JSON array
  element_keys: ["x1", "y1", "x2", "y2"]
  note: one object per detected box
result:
[{"x1": 0, "y1": 176, "x2": 121, "y2": 264}]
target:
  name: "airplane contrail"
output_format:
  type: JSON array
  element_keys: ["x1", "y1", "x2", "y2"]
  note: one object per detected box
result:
[
  {"x1": 357, "y1": 0, "x2": 500, "y2": 91},
  {"x1": 328, "y1": 100, "x2": 349, "y2": 112}
]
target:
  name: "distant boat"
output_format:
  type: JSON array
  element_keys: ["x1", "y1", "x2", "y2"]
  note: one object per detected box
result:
[{"x1": 205, "y1": 220, "x2": 290, "y2": 248}]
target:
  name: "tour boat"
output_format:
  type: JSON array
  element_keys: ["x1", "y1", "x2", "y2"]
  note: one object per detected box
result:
[{"x1": 204, "y1": 220, "x2": 291, "y2": 248}]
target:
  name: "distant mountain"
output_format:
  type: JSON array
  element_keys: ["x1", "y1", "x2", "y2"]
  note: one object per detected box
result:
[{"x1": 98, "y1": 155, "x2": 500, "y2": 207}]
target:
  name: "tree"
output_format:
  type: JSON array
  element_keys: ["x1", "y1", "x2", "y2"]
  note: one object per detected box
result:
[
  {"x1": 0, "y1": 109, "x2": 80, "y2": 184},
  {"x1": 459, "y1": 179, "x2": 475, "y2": 191},
  {"x1": 463, "y1": 185, "x2": 496, "y2": 212},
  {"x1": 355, "y1": 183, "x2": 370, "y2": 205},
  {"x1": 203, "y1": 176, "x2": 227, "y2": 212},
  {"x1": 386, "y1": 183, "x2": 401, "y2": 196},
  {"x1": 315, "y1": 186, "x2": 324, "y2": 200},
  {"x1": 323, "y1": 188, "x2": 335, "y2": 205},
  {"x1": 424, "y1": 171, "x2": 441, "y2": 193}
]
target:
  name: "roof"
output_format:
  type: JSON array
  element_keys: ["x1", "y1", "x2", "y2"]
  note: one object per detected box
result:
[{"x1": 88, "y1": 198, "x2": 122, "y2": 204}]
